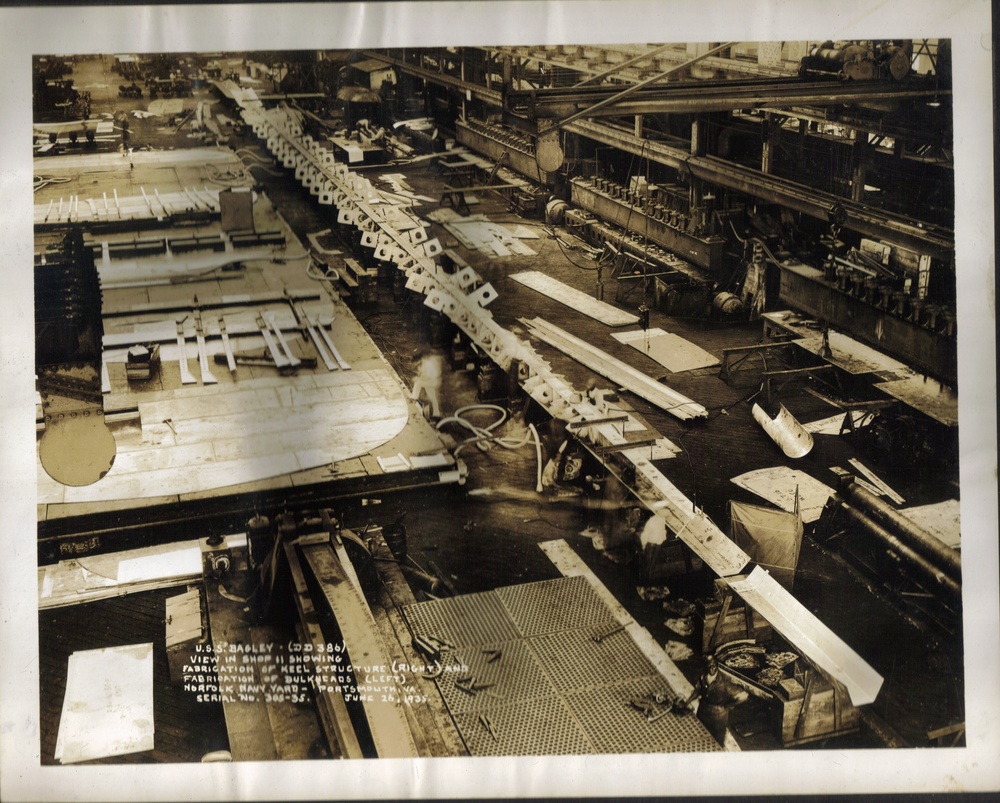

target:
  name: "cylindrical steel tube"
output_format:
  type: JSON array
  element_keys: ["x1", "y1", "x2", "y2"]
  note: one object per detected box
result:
[
  {"x1": 838, "y1": 500, "x2": 962, "y2": 606},
  {"x1": 841, "y1": 480, "x2": 961, "y2": 582}
]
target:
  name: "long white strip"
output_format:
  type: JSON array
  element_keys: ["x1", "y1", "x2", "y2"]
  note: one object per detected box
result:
[
  {"x1": 728, "y1": 567, "x2": 884, "y2": 707},
  {"x1": 510, "y1": 270, "x2": 638, "y2": 326},
  {"x1": 523, "y1": 317, "x2": 707, "y2": 420}
]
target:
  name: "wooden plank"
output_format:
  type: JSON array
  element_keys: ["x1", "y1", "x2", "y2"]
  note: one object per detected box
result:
[
  {"x1": 510, "y1": 271, "x2": 638, "y2": 326},
  {"x1": 301, "y1": 543, "x2": 420, "y2": 758},
  {"x1": 522, "y1": 317, "x2": 708, "y2": 420}
]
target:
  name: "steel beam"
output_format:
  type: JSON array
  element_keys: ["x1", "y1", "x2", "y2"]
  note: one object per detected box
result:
[
  {"x1": 359, "y1": 50, "x2": 502, "y2": 106},
  {"x1": 548, "y1": 42, "x2": 738, "y2": 131},
  {"x1": 494, "y1": 45, "x2": 795, "y2": 81},
  {"x1": 564, "y1": 118, "x2": 953, "y2": 256},
  {"x1": 522, "y1": 81, "x2": 945, "y2": 118}
]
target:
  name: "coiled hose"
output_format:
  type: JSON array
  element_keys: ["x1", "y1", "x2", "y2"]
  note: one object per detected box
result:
[{"x1": 436, "y1": 404, "x2": 544, "y2": 492}]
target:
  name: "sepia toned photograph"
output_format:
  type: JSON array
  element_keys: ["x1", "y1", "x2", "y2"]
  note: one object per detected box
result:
[{"x1": 3, "y1": 1, "x2": 997, "y2": 800}]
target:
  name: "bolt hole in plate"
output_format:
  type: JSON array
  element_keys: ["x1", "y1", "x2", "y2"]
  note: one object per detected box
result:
[{"x1": 39, "y1": 417, "x2": 117, "y2": 486}]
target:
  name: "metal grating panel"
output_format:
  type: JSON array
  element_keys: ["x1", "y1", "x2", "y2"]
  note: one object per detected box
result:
[
  {"x1": 495, "y1": 575, "x2": 617, "y2": 637},
  {"x1": 529, "y1": 627, "x2": 660, "y2": 692},
  {"x1": 565, "y1": 677, "x2": 723, "y2": 754},
  {"x1": 402, "y1": 590, "x2": 520, "y2": 648},
  {"x1": 405, "y1": 577, "x2": 721, "y2": 754},
  {"x1": 453, "y1": 697, "x2": 593, "y2": 756},
  {"x1": 434, "y1": 640, "x2": 555, "y2": 715}
]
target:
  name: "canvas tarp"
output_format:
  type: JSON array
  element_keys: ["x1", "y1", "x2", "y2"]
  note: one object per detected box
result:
[{"x1": 729, "y1": 500, "x2": 804, "y2": 591}]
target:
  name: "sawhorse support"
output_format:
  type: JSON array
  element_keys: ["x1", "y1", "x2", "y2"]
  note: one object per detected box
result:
[
  {"x1": 440, "y1": 183, "x2": 521, "y2": 216},
  {"x1": 762, "y1": 364, "x2": 834, "y2": 406},
  {"x1": 719, "y1": 341, "x2": 793, "y2": 385}
]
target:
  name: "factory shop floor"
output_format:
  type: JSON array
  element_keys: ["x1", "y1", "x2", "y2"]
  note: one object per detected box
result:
[
  {"x1": 35, "y1": 63, "x2": 966, "y2": 754},
  {"x1": 261, "y1": 161, "x2": 964, "y2": 752}
]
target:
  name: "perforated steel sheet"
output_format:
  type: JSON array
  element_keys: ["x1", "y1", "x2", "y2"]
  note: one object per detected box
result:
[
  {"x1": 529, "y1": 627, "x2": 660, "y2": 693},
  {"x1": 566, "y1": 677, "x2": 722, "y2": 754},
  {"x1": 495, "y1": 575, "x2": 617, "y2": 637},
  {"x1": 404, "y1": 576, "x2": 721, "y2": 755},
  {"x1": 402, "y1": 590, "x2": 520, "y2": 647},
  {"x1": 434, "y1": 640, "x2": 553, "y2": 715},
  {"x1": 453, "y1": 697, "x2": 592, "y2": 756}
]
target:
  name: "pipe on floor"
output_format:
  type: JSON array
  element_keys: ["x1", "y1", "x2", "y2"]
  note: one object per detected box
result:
[
  {"x1": 840, "y1": 479, "x2": 961, "y2": 583},
  {"x1": 836, "y1": 499, "x2": 962, "y2": 607}
]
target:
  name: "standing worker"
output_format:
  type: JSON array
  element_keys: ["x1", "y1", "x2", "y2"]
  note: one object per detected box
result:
[
  {"x1": 682, "y1": 655, "x2": 749, "y2": 745},
  {"x1": 410, "y1": 348, "x2": 443, "y2": 420}
]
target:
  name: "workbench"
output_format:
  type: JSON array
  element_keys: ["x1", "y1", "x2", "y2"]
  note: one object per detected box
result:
[
  {"x1": 440, "y1": 183, "x2": 521, "y2": 216},
  {"x1": 762, "y1": 310, "x2": 958, "y2": 425}
]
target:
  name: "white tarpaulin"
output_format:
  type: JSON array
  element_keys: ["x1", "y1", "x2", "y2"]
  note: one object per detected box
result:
[
  {"x1": 55, "y1": 643, "x2": 154, "y2": 764},
  {"x1": 731, "y1": 466, "x2": 835, "y2": 523},
  {"x1": 728, "y1": 567, "x2": 884, "y2": 707}
]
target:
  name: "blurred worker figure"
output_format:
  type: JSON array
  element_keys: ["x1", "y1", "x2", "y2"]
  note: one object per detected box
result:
[
  {"x1": 682, "y1": 655, "x2": 749, "y2": 745},
  {"x1": 411, "y1": 348, "x2": 443, "y2": 420},
  {"x1": 540, "y1": 419, "x2": 586, "y2": 491}
]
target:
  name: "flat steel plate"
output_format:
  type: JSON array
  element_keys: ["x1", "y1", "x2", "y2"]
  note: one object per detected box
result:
[
  {"x1": 452, "y1": 697, "x2": 592, "y2": 756},
  {"x1": 528, "y1": 627, "x2": 659, "y2": 693},
  {"x1": 402, "y1": 589, "x2": 520, "y2": 648},
  {"x1": 434, "y1": 639, "x2": 553, "y2": 715}
]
